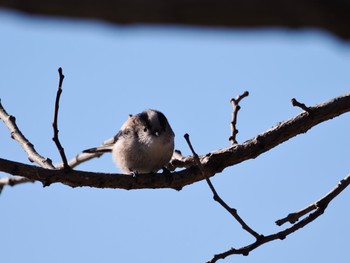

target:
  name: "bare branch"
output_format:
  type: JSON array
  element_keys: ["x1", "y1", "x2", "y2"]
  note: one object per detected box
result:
[
  {"x1": 167, "y1": 150, "x2": 195, "y2": 171},
  {"x1": 0, "y1": 100, "x2": 55, "y2": 169},
  {"x1": 0, "y1": 157, "x2": 187, "y2": 190},
  {"x1": 229, "y1": 91, "x2": 249, "y2": 144},
  {"x1": 56, "y1": 152, "x2": 104, "y2": 169},
  {"x1": 56, "y1": 136, "x2": 116, "y2": 169},
  {"x1": 207, "y1": 173, "x2": 350, "y2": 262},
  {"x1": 52, "y1": 67, "x2": 70, "y2": 170},
  {"x1": 291, "y1": 98, "x2": 311, "y2": 113},
  {"x1": 184, "y1": 133, "x2": 261, "y2": 239},
  {"x1": 276, "y1": 204, "x2": 316, "y2": 226},
  {"x1": 1, "y1": 93, "x2": 349, "y2": 190},
  {"x1": 0, "y1": 176, "x2": 35, "y2": 194},
  {"x1": 276, "y1": 173, "x2": 350, "y2": 226}
]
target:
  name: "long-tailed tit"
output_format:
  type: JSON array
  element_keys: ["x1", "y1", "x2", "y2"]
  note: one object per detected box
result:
[{"x1": 83, "y1": 109, "x2": 175, "y2": 174}]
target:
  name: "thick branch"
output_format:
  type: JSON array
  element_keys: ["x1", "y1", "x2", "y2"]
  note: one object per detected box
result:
[
  {"x1": 199, "y1": 93, "x2": 350, "y2": 178},
  {"x1": 1, "y1": 0, "x2": 350, "y2": 39},
  {"x1": 0, "y1": 157, "x2": 187, "y2": 190},
  {"x1": 0, "y1": 93, "x2": 349, "y2": 190}
]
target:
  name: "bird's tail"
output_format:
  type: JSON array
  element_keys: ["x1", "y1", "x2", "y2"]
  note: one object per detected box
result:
[
  {"x1": 83, "y1": 137, "x2": 115, "y2": 154},
  {"x1": 83, "y1": 146, "x2": 113, "y2": 154}
]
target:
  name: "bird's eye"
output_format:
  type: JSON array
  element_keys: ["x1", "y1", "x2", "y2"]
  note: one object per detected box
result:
[{"x1": 143, "y1": 127, "x2": 147, "y2": 132}]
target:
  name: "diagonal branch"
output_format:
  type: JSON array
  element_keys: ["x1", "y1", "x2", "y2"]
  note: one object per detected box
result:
[
  {"x1": 184, "y1": 133, "x2": 261, "y2": 240},
  {"x1": 197, "y1": 93, "x2": 350, "y2": 178},
  {"x1": 207, "y1": 173, "x2": 350, "y2": 262},
  {"x1": 52, "y1": 67, "x2": 70, "y2": 170},
  {"x1": 276, "y1": 173, "x2": 350, "y2": 226},
  {"x1": 0, "y1": 100, "x2": 55, "y2": 169}
]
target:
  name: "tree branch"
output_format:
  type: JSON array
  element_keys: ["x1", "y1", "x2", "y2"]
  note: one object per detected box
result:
[
  {"x1": 56, "y1": 136, "x2": 116, "y2": 169},
  {"x1": 291, "y1": 98, "x2": 311, "y2": 113},
  {"x1": 276, "y1": 173, "x2": 350, "y2": 226},
  {"x1": 56, "y1": 151, "x2": 104, "y2": 169},
  {"x1": 1, "y1": 0, "x2": 350, "y2": 39},
  {"x1": 0, "y1": 100, "x2": 55, "y2": 169},
  {"x1": 229, "y1": 91, "x2": 249, "y2": 144},
  {"x1": 0, "y1": 176, "x2": 35, "y2": 194},
  {"x1": 207, "y1": 173, "x2": 350, "y2": 262},
  {"x1": 0, "y1": 93, "x2": 349, "y2": 190},
  {"x1": 52, "y1": 67, "x2": 69, "y2": 170},
  {"x1": 184, "y1": 133, "x2": 261, "y2": 240}
]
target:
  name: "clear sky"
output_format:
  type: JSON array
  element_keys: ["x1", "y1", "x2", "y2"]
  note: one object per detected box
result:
[{"x1": 1, "y1": 9, "x2": 350, "y2": 263}]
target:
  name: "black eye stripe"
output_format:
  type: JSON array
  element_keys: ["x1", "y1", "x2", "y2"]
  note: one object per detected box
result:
[
  {"x1": 139, "y1": 111, "x2": 152, "y2": 130},
  {"x1": 156, "y1": 111, "x2": 168, "y2": 131}
]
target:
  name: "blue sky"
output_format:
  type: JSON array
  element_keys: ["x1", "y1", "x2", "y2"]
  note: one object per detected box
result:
[{"x1": 1, "y1": 9, "x2": 350, "y2": 263}]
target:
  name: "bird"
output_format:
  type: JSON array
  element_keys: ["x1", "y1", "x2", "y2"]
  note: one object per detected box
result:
[{"x1": 83, "y1": 109, "x2": 175, "y2": 174}]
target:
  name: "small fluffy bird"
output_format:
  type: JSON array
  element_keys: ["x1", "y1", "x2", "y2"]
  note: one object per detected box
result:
[{"x1": 83, "y1": 109, "x2": 175, "y2": 174}]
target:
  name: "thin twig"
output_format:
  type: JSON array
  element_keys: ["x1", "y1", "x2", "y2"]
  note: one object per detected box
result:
[
  {"x1": 208, "y1": 173, "x2": 350, "y2": 262},
  {"x1": 276, "y1": 173, "x2": 350, "y2": 226},
  {"x1": 56, "y1": 136, "x2": 116, "y2": 169},
  {"x1": 167, "y1": 150, "x2": 195, "y2": 171},
  {"x1": 291, "y1": 98, "x2": 311, "y2": 113},
  {"x1": 0, "y1": 100, "x2": 55, "y2": 169},
  {"x1": 0, "y1": 176, "x2": 35, "y2": 194},
  {"x1": 275, "y1": 204, "x2": 316, "y2": 226},
  {"x1": 184, "y1": 133, "x2": 261, "y2": 240},
  {"x1": 56, "y1": 152, "x2": 105, "y2": 169},
  {"x1": 52, "y1": 67, "x2": 70, "y2": 170},
  {"x1": 229, "y1": 91, "x2": 249, "y2": 144}
]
